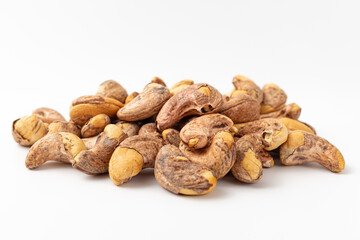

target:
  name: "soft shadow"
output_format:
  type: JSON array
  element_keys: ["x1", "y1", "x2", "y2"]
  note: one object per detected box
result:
[
  {"x1": 31, "y1": 161, "x2": 73, "y2": 171},
  {"x1": 119, "y1": 169, "x2": 157, "y2": 188}
]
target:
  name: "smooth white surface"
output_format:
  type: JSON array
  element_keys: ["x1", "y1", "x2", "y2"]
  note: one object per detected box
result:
[{"x1": 0, "y1": 1, "x2": 359, "y2": 239}]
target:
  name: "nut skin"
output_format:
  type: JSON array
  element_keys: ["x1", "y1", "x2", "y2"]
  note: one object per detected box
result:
[
  {"x1": 278, "y1": 117, "x2": 316, "y2": 135},
  {"x1": 232, "y1": 75, "x2": 263, "y2": 103},
  {"x1": 125, "y1": 92, "x2": 139, "y2": 105},
  {"x1": 257, "y1": 149, "x2": 274, "y2": 168},
  {"x1": 162, "y1": 128, "x2": 181, "y2": 147},
  {"x1": 261, "y1": 103, "x2": 301, "y2": 120},
  {"x1": 280, "y1": 131, "x2": 345, "y2": 173},
  {"x1": 48, "y1": 121, "x2": 81, "y2": 137},
  {"x1": 81, "y1": 114, "x2": 110, "y2": 138},
  {"x1": 180, "y1": 114, "x2": 234, "y2": 149},
  {"x1": 70, "y1": 95, "x2": 124, "y2": 125},
  {"x1": 231, "y1": 134, "x2": 263, "y2": 183},
  {"x1": 114, "y1": 121, "x2": 140, "y2": 137},
  {"x1": 154, "y1": 145, "x2": 217, "y2": 195},
  {"x1": 156, "y1": 83, "x2": 223, "y2": 131},
  {"x1": 260, "y1": 83, "x2": 287, "y2": 114},
  {"x1": 12, "y1": 115, "x2": 48, "y2": 146},
  {"x1": 179, "y1": 131, "x2": 236, "y2": 179},
  {"x1": 170, "y1": 79, "x2": 194, "y2": 96},
  {"x1": 217, "y1": 94, "x2": 260, "y2": 124},
  {"x1": 25, "y1": 132, "x2": 86, "y2": 169},
  {"x1": 72, "y1": 124, "x2": 127, "y2": 175},
  {"x1": 108, "y1": 135, "x2": 165, "y2": 186},
  {"x1": 138, "y1": 123, "x2": 161, "y2": 138},
  {"x1": 96, "y1": 80, "x2": 128, "y2": 103},
  {"x1": 151, "y1": 76, "x2": 167, "y2": 86},
  {"x1": 234, "y1": 118, "x2": 288, "y2": 151},
  {"x1": 82, "y1": 135, "x2": 99, "y2": 149},
  {"x1": 117, "y1": 83, "x2": 171, "y2": 121},
  {"x1": 32, "y1": 107, "x2": 66, "y2": 124}
]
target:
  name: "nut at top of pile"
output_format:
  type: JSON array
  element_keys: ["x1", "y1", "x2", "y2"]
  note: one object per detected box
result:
[{"x1": 12, "y1": 77, "x2": 345, "y2": 196}]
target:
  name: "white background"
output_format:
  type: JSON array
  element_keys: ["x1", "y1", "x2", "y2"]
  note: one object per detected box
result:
[{"x1": 0, "y1": 1, "x2": 359, "y2": 239}]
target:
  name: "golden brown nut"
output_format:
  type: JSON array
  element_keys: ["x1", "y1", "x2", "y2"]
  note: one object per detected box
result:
[
  {"x1": 154, "y1": 145, "x2": 217, "y2": 195},
  {"x1": 32, "y1": 107, "x2": 66, "y2": 124},
  {"x1": 81, "y1": 114, "x2": 110, "y2": 138},
  {"x1": 234, "y1": 118, "x2": 288, "y2": 151},
  {"x1": 217, "y1": 94, "x2": 260, "y2": 124},
  {"x1": 151, "y1": 76, "x2": 166, "y2": 86},
  {"x1": 117, "y1": 83, "x2": 171, "y2": 121},
  {"x1": 156, "y1": 83, "x2": 223, "y2": 131},
  {"x1": 72, "y1": 124, "x2": 127, "y2": 174},
  {"x1": 82, "y1": 135, "x2": 99, "y2": 149},
  {"x1": 70, "y1": 95, "x2": 124, "y2": 125},
  {"x1": 169, "y1": 79, "x2": 194, "y2": 96},
  {"x1": 48, "y1": 121, "x2": 81, "y2": 137},
  {"x1": 25, "y1": 132, "x2": 86, "y2": 169},
  {"x1": 179, "y1": 131, "x2": 236, "y2": 179},
  {"x1": 261, "y1": 103, "x2": 301, "y2": 120},
  {"x1": 257, "y1": 149, "x2": 274, "y2": 168},
  {"x1": 180, "y1": 114, "x2": 234, "y2": 149},
  {"x1": 96, "y1": 80, "x2": 128, "y2": 103},
  {"x1": 231, "y1": 134, "x2": 263, "y2": 183},
  {"x1": 12, "y1": 115, "x2": 48, "y2": 146},
  {"x1": 280, "y1": 131, "x2": 345, "y2": 173},
  {"x1": 108, "y1": 135, "x2": 164, "y2": 185},
  {"x1": 278, "y1": 117, "x2": 316, "y2": 134},
  {"x1": 232, "y1": 75, "x2": 263, "y2": 103},
  {"x1": 260, "y1": 83, "x2": 287, "y2": 114},
  {"x1": 124, "y1": 92, "x2": 139, "y2": 105}
]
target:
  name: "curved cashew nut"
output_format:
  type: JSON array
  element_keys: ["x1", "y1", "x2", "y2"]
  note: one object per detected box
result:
[
  {"x1": 117, "y1": 83, "x2": 171, "y2": 121},
  {"x1": 81, "y1": 114, "x2": 110, "y2": 138},
  {"x1": 32, "y1": 107, "x2": 66, "y2": 124},
  {"x1": 12, "y1": 115, "x2": 48, "y2": 146},
  {"x1": 261, "y1": 103, "x2": 301, "y2": 120},
  {"x1": 156, "y1": 83, "x2": 223, "y2": 131},
  {"x1": 48, "y1": 120, "x2": 81, "y2": 137},
  {"x1": 96, "y1": 80, "x2": 128, "y2": 103},
  {"x1": 260, "y1": 83, "x2": 287, "y2": 114},
  {"x1": 169, "y1": 79, "x2": 194, "y2": 96},
  {"x1": 280, "y1": 130, "x2": 345, "y2": 173},
  {"x1": 72, "y1": 124, "x2": 127, "y2": 174},
  {"x1": 154, "y1": 145, "x2": 217, "y2": 195},
  {"x1": 179, "y1": 131, "x2": 236, "y2": 179},
  {"x1": 232, "y1": 75, "x2": 263, "y2": 103}
]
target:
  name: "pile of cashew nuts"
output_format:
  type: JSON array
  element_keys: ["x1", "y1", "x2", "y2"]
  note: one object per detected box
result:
[{"x1": 12, "y1": 76, "x2": 345, "y2": 195}]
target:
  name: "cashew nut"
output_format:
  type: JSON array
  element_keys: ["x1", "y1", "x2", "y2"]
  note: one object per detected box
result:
[
  {"x1": 12, "y1": 115, "x2": 48, "y2": 146},
  {"x1": 81, "y1": 114, "x2": 110, "y2": 138},
  {"x1": 232, "y1": 75, "x2": 263, "y2": 103},
  {"x1": 32, "y1": 107, "x2": 66, "y2": 124},
  {"x1": 96, "y1": 80, "x2": 128, "y2": 103},
  {"x1": 260, "y1": 83, "x2": 287, "y2": 114},
  {"x1": 261, "y1": 103, "x2": 301, "y2": 120}
]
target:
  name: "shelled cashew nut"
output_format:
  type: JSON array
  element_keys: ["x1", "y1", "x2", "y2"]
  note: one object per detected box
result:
[
  {"x1": 72, "y1": 124, "x2": 127, "y2": 174},
  {"x1": 12, "y1": 115, "x2": 48, "y2": 146},
  {"x1": 109, "y1": 135, "x2": 164, "y2": 185},
  {"x1": 179, "y1": 131, "x2": 236, "y2": 179},
  {"x1": 114, "y1": 121, "x2": 140, "y2": 137},
  {"x1": 156, "y1": 83, "x2": 223, "y2": 131},
  {"x1": 260, "y1": 83, "x2": 287, "y2": 114},
  {"x1": 162, "y1": 128, "x2": 181, "y2": 147},
  {"x1": 170, "y1": 79, "x2": 194, "y2": 96},
  {"x1": 96, "y1": 80, "x2": 128, "y2": 103},
  {"x1": 32, "y1": 107, "x2": 66, "y2": 124},
  {"x1": 278, "y1": 117, "x2": 316, "y2": 134},
  {"x1": 117, "y1": 83, "x2": 171, "y2": 121},
  {"x1": 154, "y1": 145, "x2": 217, "y2": 195},
  {"x1": 280, "y1": 130, "x2": 345, "y2": 173},
  {"x1": 138, "y1": 122, "x2": 161, "y2": 138},
  {"x1": 232, "y1": 75, "x2": 263, "y2": 103},
  {"x1": 125, "y1": 92, "x2": 139, "y2": 105},
  {"x1": 261, "y1": 103, "x2": 301, "y2": 120},
  {"x1": 25, "y1": 132, "x2": 86, "y2": 169},
  {"x1": 81, "y1": 114, "x2": 110, "y2": 138},
  {"x1": 48, "y1": 120, "x2": 81, "y2": 136}
]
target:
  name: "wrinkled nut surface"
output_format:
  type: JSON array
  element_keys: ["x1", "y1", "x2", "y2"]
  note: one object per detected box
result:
[
  {"x1": 257, "y1": 148, "x2": 274, "y2": 168},
  {"x1": 231, "y1": 134, "x2": 263, "y2": 183},
  {"x1": 261, "y1": 83, "x2": 287, "y2": 114},
  {"x1": 117, "y1": 83, "x2": 171, "y2": 121},
  {"x1": 278, "y1": 117, "x2": 316, "y2": 135},
  {"x1": 72, "y1": 124, "x2": 127, "y2": 175},
  {"x1": 114, "y1": 121, "x2": 140, "y2": 137},
  {"x1": 180, "y1": 131, "x2": 236, "y2": 179},
  {"x1": 25, "y1": 132, "x2": 86, "y2": 169},
  {"x1": 156, "y1": 83, "x2": 223, "y2": 131},
  {"x1": 12, "y1": 115, "x2": 48, "y2": 146},
  {"x1": 162, "y1": 128, "x2": 181, "y2": 147},
  {"x1": 82, "y1": 135, "x2": 99, "y2": 149},
  {"x1": 138, "y1": 123, "x2": 161, "y2": 138},
  {"x1": 96, "y1": 80, "x2": 128, "y2": 103},
  {"x1": 125, "y1": 92, "x2": 139, "y2": 105},
  {"x1": 217, "y1": 94, "x2": 260, "y2": 124},
  {"x1": 170, "y1": 79, "x2": 194, "y2": 96},
  {"x1": 81, "y1": 114, "x2": 110, "y2": 138},
  {"x1": 70, "y1": 95, "x2": 124, "y2": 125},
  {"x1": 232, "y1": 75, "x2": 263, "y2": 103},
  {"x1": 48, "y1": 121, "x2": 81, "y2": 137},
  {"x1": 108, "y1": 135, "x2": 164, "y2": 185},
  {"x1": 154, "y1": 145, "x2": 217, "y2": 195},
  {"x1": 280, "y1": 131, "x2": 345, "y2": 173},
  {"x1": 261, "y1": 103, "x2": 301, "y2": 120},
  {"x1": 180, "y1": 114, "x2": 234, "y2": 149},
  {"x1": 235, "y1": 118, "x2": 288, "y2": 151},
  {"x1": 32, "y1": 107, "x2": 66, "y2": 124}
]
